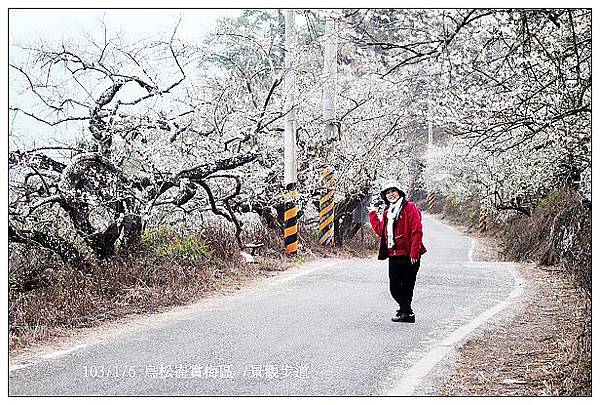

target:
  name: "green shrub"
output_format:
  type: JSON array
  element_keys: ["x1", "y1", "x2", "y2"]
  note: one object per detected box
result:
[
  {"x1": 536, "y1": 189, "x2": 564, "y2": 210},
  {"x1": 141, "y1": 227, "x2": 212, "y2": 261},
  {"x1": 140, "y1": 226, "x2": 174, "y2": 251},
  {"x1": 157, "y1": 235, "x2": 212, "y2": 260},
  {"x1": 467, "y1": 209, "x2": 476, "y2": 220}
]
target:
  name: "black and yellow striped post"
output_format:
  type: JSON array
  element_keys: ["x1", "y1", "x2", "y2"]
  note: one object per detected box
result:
[
  {"x1": 478, "y1": 202, "x2": 487, "y2": 232},
  {"x1": 284, "y1": 183, "x2": 299, "y2": 255},
  {"x1": 427, "y1": 191, "x2": 436, "y2": 212},
  {"x1": 318, "y1": 169, "x2": 335, "y2": 246}
]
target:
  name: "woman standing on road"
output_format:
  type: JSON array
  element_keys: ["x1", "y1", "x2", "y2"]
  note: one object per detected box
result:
[{"x1": 368, "y1": 180, "x2": 427, "y2": 323}]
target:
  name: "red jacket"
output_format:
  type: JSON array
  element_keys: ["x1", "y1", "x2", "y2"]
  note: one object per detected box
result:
[{"x1": 369, "y1": 201, "x2": 427, "y2": 260}]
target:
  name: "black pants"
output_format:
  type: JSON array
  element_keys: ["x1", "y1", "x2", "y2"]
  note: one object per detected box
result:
[{"x1": 388, "y1": 255, "x2": 420, "y2": 313}]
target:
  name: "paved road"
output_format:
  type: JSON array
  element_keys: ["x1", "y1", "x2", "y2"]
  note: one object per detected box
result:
[{"x1": 9, "y1": 215, "x2": 518, "y2": 395}]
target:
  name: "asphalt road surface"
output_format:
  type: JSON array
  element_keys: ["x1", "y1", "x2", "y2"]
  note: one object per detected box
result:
[{"x1": 9, "y1": 214, "x2": 520, "y2": 396}]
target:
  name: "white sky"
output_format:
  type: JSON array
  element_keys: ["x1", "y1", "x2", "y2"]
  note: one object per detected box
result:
[{"x1": 9, "y1": 9, "x2": 242, "y2": 45}]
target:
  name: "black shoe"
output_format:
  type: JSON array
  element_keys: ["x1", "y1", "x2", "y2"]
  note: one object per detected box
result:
[
  {"x1": 400, "y1": 312, "x2": 415, "y2": 323},
  {"x1": 392, "y1": 310, "x2": 415, "y2": 323},
  {"x1": 391, "y1": 309, "x2": 403, "y2": 322}
]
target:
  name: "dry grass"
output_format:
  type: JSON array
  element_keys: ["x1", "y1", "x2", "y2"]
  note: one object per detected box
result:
[{"x1": 494, "y1": 188, "x2": 591, "y2": 293}]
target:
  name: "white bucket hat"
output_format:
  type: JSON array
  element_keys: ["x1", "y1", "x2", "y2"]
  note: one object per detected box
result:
[{"x1": 380, "y1": 179, "x2": 406, "y2": 204}]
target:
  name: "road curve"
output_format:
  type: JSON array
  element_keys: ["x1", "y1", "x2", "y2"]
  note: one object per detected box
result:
[{"x1": 9, "y1": 215, "x2": 521, "y2": 395}]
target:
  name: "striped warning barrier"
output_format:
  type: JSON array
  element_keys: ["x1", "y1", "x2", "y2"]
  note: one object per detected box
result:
[
  {"x1": 319, "y1": 169, "x2": 335, "y2": 246},
  {"x1": 427, "y1": 192, "x2": 435, "y2": 212},
  {"x1": 284, "y1": 183, "x2": 298, "y2": 255},
  {"x1": 478, "y1": 203, "x2": 487, "y2": 232}
]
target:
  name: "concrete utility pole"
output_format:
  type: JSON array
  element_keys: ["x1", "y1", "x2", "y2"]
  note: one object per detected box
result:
[
  {"x1": 283, "y1": 9, "x2": 299, "y2": 255},
  {"x1": 427, "y1": 114, "x2": 433, "y2": 148},
  {"x1": 427, "y1": 79, "x2": 433, "y2": 148},
  {"x1": 322, "y1": 16, "x2": 337, "y2": 143},
  {"x1": 318, "y1": 15, "x2": 338, "y2": 247}
]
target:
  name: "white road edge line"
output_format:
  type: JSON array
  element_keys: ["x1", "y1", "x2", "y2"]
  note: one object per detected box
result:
[
  {"x1": 10, "y1": 344, "x2": 89, "y2": 372},
  {"x1": 387, "y1": 264, "x2": 525, "y2": 396},
  {"x1": 9, "y1": 364, "x2": 30, "y2": 372},
  {"x1": 468, "y1": 239, "x2": 475, "y2": 262},
  {"x1": 41, "y1": 344, "x2": 89, "y2": 360},
  {"x1": 270, "y1": 260, "x2": 339, "y2": 285}
]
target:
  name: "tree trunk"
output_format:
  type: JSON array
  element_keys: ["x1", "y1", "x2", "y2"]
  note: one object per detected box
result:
[{"x1": 333, "y1": 189, "x2": 369, "y2": 247}]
